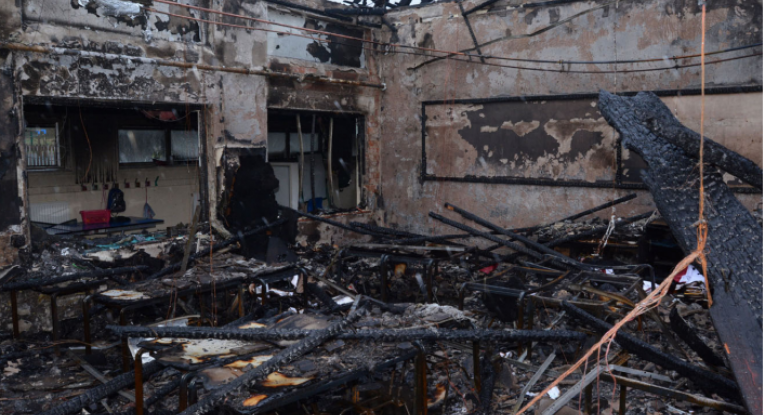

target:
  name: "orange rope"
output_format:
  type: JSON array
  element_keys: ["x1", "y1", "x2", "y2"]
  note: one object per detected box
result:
[{"x1": 698, "y1": 2, "x2": 712, "y2": 306}]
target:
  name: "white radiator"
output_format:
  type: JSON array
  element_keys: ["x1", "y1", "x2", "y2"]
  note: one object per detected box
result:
[{"x1": 30, "y1": 201, "x2": 71, "y2": 224}]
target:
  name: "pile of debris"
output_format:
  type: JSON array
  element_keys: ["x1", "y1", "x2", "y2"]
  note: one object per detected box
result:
[{"x1": 0, "y1": 92, "x2": 761, "y2": 415}]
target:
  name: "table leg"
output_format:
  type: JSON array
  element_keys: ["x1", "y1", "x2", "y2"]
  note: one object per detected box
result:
[
  {"x1": 238, "y1": 284, "x2": 245, "y2": 318},
  {"x1": 473, "y1": 340, "x2": 481, "y2": 394},
  {"x1": 120, "y1": 307, "x2": 130, "y2": 372},
  {"x1": 82, "y1": 295, "x2": 93, "y2": 355},
  {"x1": 10, "y1": 291, "x2": 19, "y2": 339},
  {"x1": 51, "y1": 293, "x2": 60, "y2": 356},
  {"x1": 134, "y1": 348, "x2": 150, "y2": 415},
  {"x1": 380, "y1": 255, "x2": 389, "y2": 303}
]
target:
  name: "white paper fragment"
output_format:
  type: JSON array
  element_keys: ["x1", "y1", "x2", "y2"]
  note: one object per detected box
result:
[
  {"x1": 547, "y1": 386, "x2": 560, "y2": 399},
  {"x1": 332, "y1": 295, "x2": 354, "y2": 305}
]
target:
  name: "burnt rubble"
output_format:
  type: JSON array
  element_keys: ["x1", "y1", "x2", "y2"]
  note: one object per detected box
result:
[{"x1": 1, "y1": 102, "x2": 761, "y2": 415}]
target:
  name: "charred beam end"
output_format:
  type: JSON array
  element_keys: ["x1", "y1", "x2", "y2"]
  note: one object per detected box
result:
[
  {"x1": 477, "y1": 356, "x2": 500, "y2": 414},
  {"x1": 561, "y1": 301, "x2": 740, "y2": 401},
  {"x1": 543, "y1": 211, "x2": 654, "y2": 248},
  {"x1": 429, "y1": 212, "x2": 579, "y2": 271},
  {"x1": 428, "y1": 211, "x2": 543, "y2": 261},
  {"x1": 39, "y1": 361, "x2": 163, "y2": 415},
  {"x1": 178, "y1": 299, "x2": 368, "y2": 415},
  {"x1": 0, "y1": 266, "x2": 149, "y2": 292},
  {"x1": 625, "y1": 91, "x2": 762, "y2": 189},
  {"x1": 146, "y1": 218, "x2": 287, "y2": 280},
  {"x1": 669, "y1": 308, "x2": 726, "y2": 368},
  {"x1": 284, "y1": 206, "x2": 384, "y2": 237},
  {"x1": 444, "y1": 202, "x2": 582, "y2": 268},
  {"x1": 106, "y1": 325, "x2": 587, "y2": 343}
]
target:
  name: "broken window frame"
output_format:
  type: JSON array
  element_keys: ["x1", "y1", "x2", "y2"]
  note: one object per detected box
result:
[{"x1": 267, "y1": 109, "x2": 366, "y2": 212}]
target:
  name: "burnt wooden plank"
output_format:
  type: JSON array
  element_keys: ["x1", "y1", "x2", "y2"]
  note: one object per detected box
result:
[
  {"x1": 599, "y1": 90, "x2": 762, "y2": 415},
  {"x1": 619, "y1": 90, "x2": 762, "y2": 189}
]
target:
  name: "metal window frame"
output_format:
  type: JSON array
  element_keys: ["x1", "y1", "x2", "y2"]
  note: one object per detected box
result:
[{"x1": 420, "y1": 85, "x2": 762, "y2": 194}]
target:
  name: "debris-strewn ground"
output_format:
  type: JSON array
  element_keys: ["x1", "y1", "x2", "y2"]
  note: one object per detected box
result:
[{"x1": 1, "y1": 196, "x2": 753, "y2": 415}]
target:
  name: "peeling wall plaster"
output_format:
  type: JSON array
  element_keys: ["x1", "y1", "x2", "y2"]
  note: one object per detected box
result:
[
  {"x1": 1, "y1": 0, "x2": 383, "y2": 267},
  {"x1": 378, "y1": 0, "x2": 762, "y2": 234},
  {"x1": 425, "y1": 99, "x2": 618, "y2": 183}
]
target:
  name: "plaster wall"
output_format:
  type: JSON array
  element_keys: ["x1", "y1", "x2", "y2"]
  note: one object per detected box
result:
[
  {"x1": 0, "y1": 0, "x2": 382, "y2": 333},
  {"x1": 376, "y1": 0, "x2": 762, "y2": 234},
  {"x1": 0, "y1": 0, "x2": 383, "y2": 260}
]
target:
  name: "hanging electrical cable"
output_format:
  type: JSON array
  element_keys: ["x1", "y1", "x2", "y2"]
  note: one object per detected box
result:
[{"x1": 145, "y1": 0, "x2": 762, "y2": 71}]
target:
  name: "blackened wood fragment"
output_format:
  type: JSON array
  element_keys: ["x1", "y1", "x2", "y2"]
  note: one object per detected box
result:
[
  {"x1": 624, "y1": 92, "x2": 762, "y2": 189},
  {"x1": 669, "y1": 307, "x2": 726, "y2": 368},
  {"x1": 562, "y1": 301, "x2": 739, "y2": 400},
  {"x1": 599, "y1": 90, "x2": 762, "y2": 414}
]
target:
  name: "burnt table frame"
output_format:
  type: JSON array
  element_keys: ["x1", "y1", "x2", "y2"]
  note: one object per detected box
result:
[
  {"x1": 82, "y1": 267, "x2": 303, "y2": 372},
  {"x1": 9, "y1": 280, "x2": 117, "y2": 347},
  {"x1": 340, "y1": 249, "x2": 440, "y2": 304}
]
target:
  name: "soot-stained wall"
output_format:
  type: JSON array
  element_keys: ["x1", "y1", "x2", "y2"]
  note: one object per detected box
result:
[
  {"x1": 376, "y1": 0, "x2": 762, "y2": 235},
  {"x1": 0, "y1": 0, "x2": 383, "y2": 332},
  {"x1": 423, "y1": 92, "x2": 762, "y2": 189},
  {"x1": 0, "y1": 0, "x2": 384, "y2": 265}
]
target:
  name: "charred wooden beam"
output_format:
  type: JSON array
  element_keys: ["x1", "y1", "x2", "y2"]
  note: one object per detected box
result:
[
  {"x1": 38, "y1": 361, "x2": 163, "y2": 415},
  {"x1": 599, "y1": 90, "x2": 762, "y2": 414},
  {"x1": 514, "y1": 193, "x2": 638, "y2": 234},
  {"x1": 0, "y1": 266, "x2": 149, "y2": 292},
  {"x1": 444, "y1": 203, "x2": 582, "y2": 267},
  {"x1": 390, "y1": 194, "x2": 638, "y2": 246},
  {"x1": 561, "y1": 301, "x2": 739, "y2": 400},
  {"x1": 669, "y1": 307, "x2": 726, "y2": 368},
  {"x1": 622, "y1": 92, "x2": 762, "y2": 188},
  {"x1": 429, "y1": 212, "x2": 545, "y2": 260},
  {"x1": 429, "y1": 212, "x2": 582, "y2": 271},
  {"x1": 390, "y1": 232, "x2": 475, "y2": 245},
  {"x1": 178, "y1": 299, "x2": 367, "y2": 415},
  {"x1": 0, "y1": 347, "x2": 57, "y2": 368},
  {"x1": 543, "y1": 211, "x2": 654, "y2": 248},
  {"x1": 284, "y1": 206, "x2": 388, "y2": 237},
  {"x1": 107, "y1": 325, "x2": 587, "y2": 343}
]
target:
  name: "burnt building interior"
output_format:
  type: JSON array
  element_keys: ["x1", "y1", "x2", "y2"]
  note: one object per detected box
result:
[{"x1": 0, "y1": 0, "x2": 762, "y2": 414}]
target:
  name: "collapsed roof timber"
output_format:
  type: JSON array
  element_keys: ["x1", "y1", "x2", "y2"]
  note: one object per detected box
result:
[{"x1": 0, "y1": 0, "x2": 761, "y2": 414}]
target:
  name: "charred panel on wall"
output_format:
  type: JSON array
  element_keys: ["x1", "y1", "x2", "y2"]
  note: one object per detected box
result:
[
  {"x1": 424, "y1": 98, "x2": 619, "y2": 184},
  {"x1": 422, "y1": 91, "x2": 762, "y2": 190}
]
